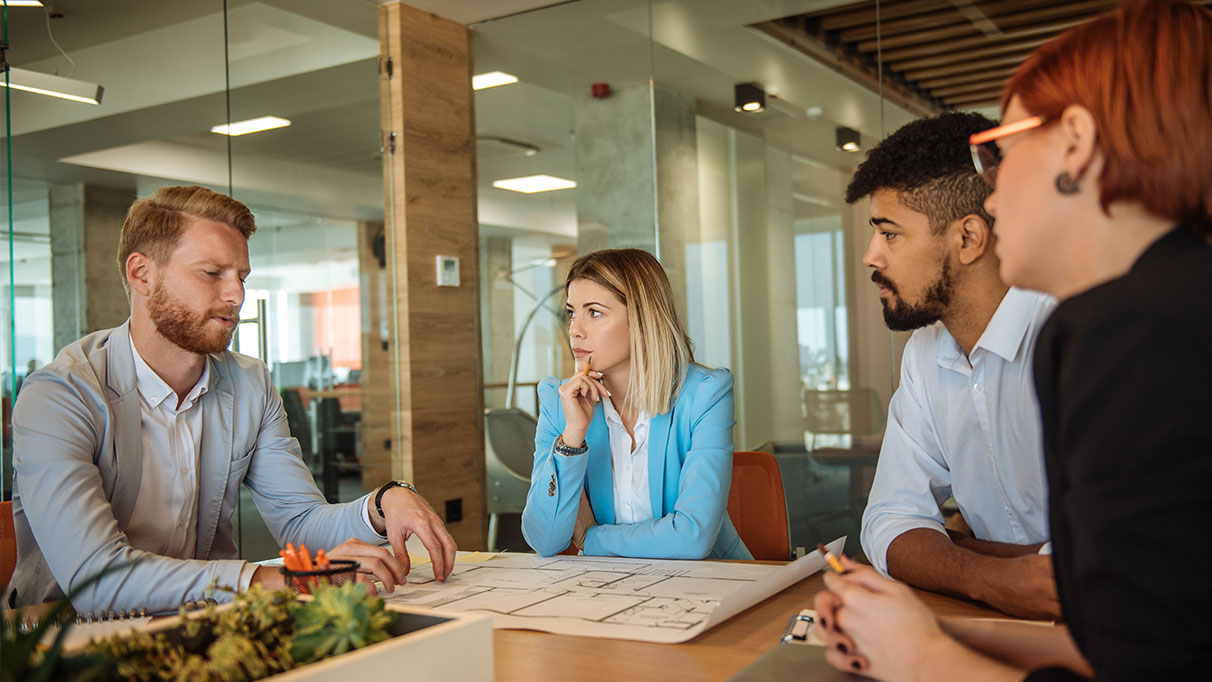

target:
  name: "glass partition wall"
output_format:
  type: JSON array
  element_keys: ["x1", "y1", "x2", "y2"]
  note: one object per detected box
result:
[
  {"x1": 1, "y1": 0, "x2": 384, "y2": 561},
  {"x1": 5, "y1": 0, "x2": 920, "y2": 558},
  {"x1": 471, "y1": 0, "x2": 913, "y2": 556}
]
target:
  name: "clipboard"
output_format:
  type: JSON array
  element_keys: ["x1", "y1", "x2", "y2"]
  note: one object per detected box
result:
[{"x1": 726, "y1": 610, "x2": 860, "y2": 681}]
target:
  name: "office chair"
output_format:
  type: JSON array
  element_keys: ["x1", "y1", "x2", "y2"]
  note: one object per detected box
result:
[
  {"x1": 1, "y1": 501, "x2": 15, "y2": 589},
  {"x1": 727, "y1": 451, "x2": 792, "y2": 560}
]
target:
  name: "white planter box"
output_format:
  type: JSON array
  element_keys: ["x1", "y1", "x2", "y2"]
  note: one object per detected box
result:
[
  {"x1": 267, "y1": 604, "x2": 493, "y2": 681},
  {"x1": 67, "y1": 603, "x2": 494, "y2": 681}
]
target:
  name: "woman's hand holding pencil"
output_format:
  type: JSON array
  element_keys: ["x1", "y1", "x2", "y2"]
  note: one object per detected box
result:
[
  {"x1": 557, "y1": 355, "x2": 610, "y2": 449},
  {"x1": 812, "y1": 550, "x2": 951, "y2": 679}
]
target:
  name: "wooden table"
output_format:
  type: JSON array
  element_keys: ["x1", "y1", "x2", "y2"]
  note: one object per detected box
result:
[{"x1": 494, "y1": 571, "x2": 1004, "y2": 682}]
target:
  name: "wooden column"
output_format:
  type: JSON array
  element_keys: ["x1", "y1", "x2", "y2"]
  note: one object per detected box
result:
[{"x1": 378, "y1": 2, "x2": 485, "y2": 549}]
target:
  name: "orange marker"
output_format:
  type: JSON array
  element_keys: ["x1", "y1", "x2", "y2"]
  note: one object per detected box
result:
[{"x1": 817, "y1": 543, "x2": 847, "y2": 574}]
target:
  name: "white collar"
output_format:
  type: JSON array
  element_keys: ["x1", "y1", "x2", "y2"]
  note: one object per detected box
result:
[
  {"x1": 602, "y1": 396, "x2": 650, "y2": 434},
  {"x1": 129, "y1": 336, "x2": 209, "y2": 411}
]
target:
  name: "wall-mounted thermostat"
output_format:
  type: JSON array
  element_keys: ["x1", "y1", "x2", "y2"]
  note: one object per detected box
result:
[{"x1": 435, "y1": 255, "x2": 460, "y2": 287}]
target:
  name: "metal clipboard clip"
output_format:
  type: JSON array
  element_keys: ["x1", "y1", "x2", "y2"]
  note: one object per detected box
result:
[{"x1": 781, "y1": 609, "x2": 815, "y2": 644}]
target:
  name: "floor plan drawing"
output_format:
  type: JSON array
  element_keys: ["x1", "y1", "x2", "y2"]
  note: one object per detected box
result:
[{"x1": 383, "y1": 536, "x2": 845, "y2": 643}]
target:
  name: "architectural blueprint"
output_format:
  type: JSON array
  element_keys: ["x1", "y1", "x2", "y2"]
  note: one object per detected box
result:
[{"x1": 383, "y1": 536, "x2": 845, "y2": 643}]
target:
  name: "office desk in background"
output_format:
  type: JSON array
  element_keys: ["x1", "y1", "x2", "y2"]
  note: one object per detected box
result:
[{"x1": 494, "y1": 570, "x2": 1006, "y2": 682}]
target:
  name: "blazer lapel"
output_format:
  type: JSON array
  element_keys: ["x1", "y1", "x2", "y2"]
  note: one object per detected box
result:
[
  {"x1": 646, "y1": 411, "x2": 672, "y2": 516},
  {"x1": 583, "y1": 404, "x2": 615, "y2": 525},
  {"x1": 105, "y1": 322, "x2": 143, "y2": 529},
  {"x1": 194, "y1": 356, "x2": 233, "y2": 559}
]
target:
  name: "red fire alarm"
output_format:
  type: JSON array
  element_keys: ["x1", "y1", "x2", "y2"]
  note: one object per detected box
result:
[{"x1": 591, "y1": 82, "x2": 611, "y2": 99}]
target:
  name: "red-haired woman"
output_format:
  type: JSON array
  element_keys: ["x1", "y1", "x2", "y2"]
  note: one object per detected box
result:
[{"x1": 812, "y1": 1, "x2": 1212, "y2": 680}]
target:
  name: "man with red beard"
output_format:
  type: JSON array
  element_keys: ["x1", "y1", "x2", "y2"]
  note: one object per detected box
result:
[
  {"x1": 847, "y1": 114, "x2": 1058, "y2": 619},
  {"x1": 10, "y1": 186, "x2": 455, "y2": 613}
]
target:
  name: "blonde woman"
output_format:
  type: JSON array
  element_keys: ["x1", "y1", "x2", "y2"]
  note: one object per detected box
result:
[{"x1": 521, "y1": 249, "x2": 751, "y2": 559}]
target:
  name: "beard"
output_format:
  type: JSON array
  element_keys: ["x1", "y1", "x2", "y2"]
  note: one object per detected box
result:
[
  {"x1": 148, "y1": 282, "x2": 239, "y2": 355},
  {"x1": 873, "y1": 258, "x2": 953, "y2": 332}
]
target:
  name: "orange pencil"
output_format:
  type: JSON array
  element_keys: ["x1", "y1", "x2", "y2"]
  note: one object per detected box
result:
[
  {"x1": 582, "y1": 356, "x2": 592, "y2": 377},
  {"x1": 817, "y1": 543, "x2": 847, "y2": 574}
]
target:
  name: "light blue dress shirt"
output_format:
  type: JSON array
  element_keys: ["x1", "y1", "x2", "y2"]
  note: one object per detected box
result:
[{"x1": 861, "y1": 288, "x2": 1056, "y2": 576}]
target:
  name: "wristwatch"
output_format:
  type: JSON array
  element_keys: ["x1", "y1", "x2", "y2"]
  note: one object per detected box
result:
[
  {"x1": 374, "y1": 480, "x2": 418, "y2": 518},
  {"x1": 554, "y1": 435, "x2": 589, "y2": 456}
]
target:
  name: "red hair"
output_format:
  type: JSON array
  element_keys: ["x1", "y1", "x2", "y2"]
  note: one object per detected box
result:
[{"x1": 1002, "y1": 0, "x2": 1212, "y2": 235}]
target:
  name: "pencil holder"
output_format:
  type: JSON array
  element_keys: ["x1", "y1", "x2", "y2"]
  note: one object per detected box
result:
[{"x1": 280, "y1": 559, "x2": 360, "y2": 595}]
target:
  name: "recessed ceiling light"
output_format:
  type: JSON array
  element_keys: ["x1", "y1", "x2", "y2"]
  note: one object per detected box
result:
[
  {"x1": 492, "y1": 174, "x2": 576, "y2": 194},
  {"x1": 473, "y1": 71, "x2": 518, "y2": 91},
  {"x1": 211, "y1": 116, "x2": 291, "y2": 136},
  {"x1": 2, "y1": 1, "x2": 46, "y2": 6}
]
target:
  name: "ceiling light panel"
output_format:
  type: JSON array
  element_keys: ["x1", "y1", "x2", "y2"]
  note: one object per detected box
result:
[
  {"x1": 492, "y1": 174, "x2": 576, "y2": 194},
  {"x1": 473, "y1": 71, "x2": 518, "y2": 90},
  {"x1": 211, "y1": 116, "x2": 291, "y2": 136},
  {"x1": 1, "y1": 67, "x2": 103, "y2": 105}
]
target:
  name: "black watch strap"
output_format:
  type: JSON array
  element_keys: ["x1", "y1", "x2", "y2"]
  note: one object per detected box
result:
[{"x1": 375, "y1": 480, "x2": 417, "y2": 518}]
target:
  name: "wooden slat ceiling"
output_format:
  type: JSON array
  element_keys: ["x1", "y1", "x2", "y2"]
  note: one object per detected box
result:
[{"x1": 754, "y1": 0, "x2": 1212, "y2": 114}]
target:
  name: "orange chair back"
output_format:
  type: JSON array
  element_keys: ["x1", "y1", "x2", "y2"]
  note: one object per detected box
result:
[
  {"x1": 1, "y1": 500, "x2": 15, "y2": 589},
  {"x1": 728, "y1": 451, "x2": 791, "y2": 561}
]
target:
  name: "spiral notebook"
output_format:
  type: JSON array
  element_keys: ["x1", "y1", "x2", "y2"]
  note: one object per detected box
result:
[{"x1": 29, "y1": 601, "x2": 212, "y2": 650}]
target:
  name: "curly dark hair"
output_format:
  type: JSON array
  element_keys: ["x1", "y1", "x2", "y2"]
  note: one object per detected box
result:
[{"x1": 845, "y1": 112, "x2": 997, "y2": 234}]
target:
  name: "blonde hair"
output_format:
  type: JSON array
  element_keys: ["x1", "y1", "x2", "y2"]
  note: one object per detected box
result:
[
  {"x1": 117, "y1": 185, "x2": 257, "y2": 290},
  {"x1": 565, "y1": 249, "x2": 693, "y2": 416}
]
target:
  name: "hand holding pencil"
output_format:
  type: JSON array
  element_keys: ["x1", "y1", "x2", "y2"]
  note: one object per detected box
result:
[
  {"x1": 557, "y1": 355, "x2": 609, "y2": 449},
  {"x1": 812, "y1": 548, "x2": 948, "y2": 678}
]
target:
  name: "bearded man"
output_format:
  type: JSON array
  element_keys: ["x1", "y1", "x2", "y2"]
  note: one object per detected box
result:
[
  {"x1": 10, "y1": 186, "x2": 455, "y2": 613},
  {"x1": 847, "y1": 113, "x2": 1059, "y2": 619}
]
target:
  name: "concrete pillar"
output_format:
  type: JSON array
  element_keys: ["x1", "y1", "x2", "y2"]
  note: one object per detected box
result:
[
  {"x1": 763, "y1": 147, "x2": 804, "y2": 443},
  {"x1": 481, "y1": 236, "x2": 514, "y2": 407},
  {"x1": 572, "y1": 83, "x2": 695, "y2": 316},
  {"x1": 48, "y1": 184, "x2": 135, "y2": 352}
]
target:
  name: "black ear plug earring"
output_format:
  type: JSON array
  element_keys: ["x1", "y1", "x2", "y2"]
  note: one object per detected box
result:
[{"x1": 1055, "y1": 171, "x2": 1080, "y2": 194}]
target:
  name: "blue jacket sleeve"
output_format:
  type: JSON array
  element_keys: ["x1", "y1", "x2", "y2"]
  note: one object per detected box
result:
[
  {"x1": 584, "y1": 369, "x2": 734, "y2": 559},
  {"x1": 520, "y1": 378, "x2": 588, "y2": 556}
]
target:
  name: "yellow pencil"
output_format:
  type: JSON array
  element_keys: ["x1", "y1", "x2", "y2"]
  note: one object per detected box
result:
[
  {"x1": 817, "y1": 543, "x2": 847, "y2": 574},
  {"x1": 582, "y1": 356, "x2": 592, "y2": 376}
]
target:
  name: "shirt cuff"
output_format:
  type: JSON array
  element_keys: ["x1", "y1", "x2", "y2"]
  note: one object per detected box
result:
[
  {"x1": 238, "y1": 562, "x2": 260, "y2": 592},
  {"x1": 361, "y1": 493, "x2": 388, "y2": 539}
]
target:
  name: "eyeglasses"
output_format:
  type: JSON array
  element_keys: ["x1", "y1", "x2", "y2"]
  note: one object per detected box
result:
[{"x1": 969, "y1": 115, "x2": 1050, "y2": 188}]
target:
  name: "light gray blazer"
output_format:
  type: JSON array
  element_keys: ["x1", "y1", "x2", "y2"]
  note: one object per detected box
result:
[{"x1": 10, "y1": 321, "x2": 378, "y2": 612}]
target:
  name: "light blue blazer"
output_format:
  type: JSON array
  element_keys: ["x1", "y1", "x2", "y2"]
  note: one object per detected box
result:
[
  {"x1": 522, "y1": 364, "x2": 751, "y2": 560},
  {"x1": 10, "y1": 321, "x2": 379, "y2": 612}
]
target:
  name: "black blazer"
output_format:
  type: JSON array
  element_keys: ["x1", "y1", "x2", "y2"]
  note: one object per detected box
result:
[{"x1": 1026, "y1": 228, "x2": 1212, "y2": 681}]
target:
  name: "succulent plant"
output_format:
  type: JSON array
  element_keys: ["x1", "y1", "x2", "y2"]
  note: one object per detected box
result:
[
  {"x1": 288, "y1": 581, "x2": 394, "y2": 664},
  {"x1": 9, "y1": 574, "x2": 394, "y2": 681}
]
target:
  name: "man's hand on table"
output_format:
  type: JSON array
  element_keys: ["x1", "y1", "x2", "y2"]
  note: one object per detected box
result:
[{"x1": 368, "y1": 486, "x2": 458, "y2": 582}]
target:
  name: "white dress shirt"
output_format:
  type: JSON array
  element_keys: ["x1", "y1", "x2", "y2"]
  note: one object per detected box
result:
[
  {"x1": 861, "y1": 288, "x2": 1056, "y2": 577},
  {"x1": 128, "y1": 340, "x2": 259, "y2": 590},
  {"x1": 602, "y1": 398, "x2": 652, "y2": 524}
]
